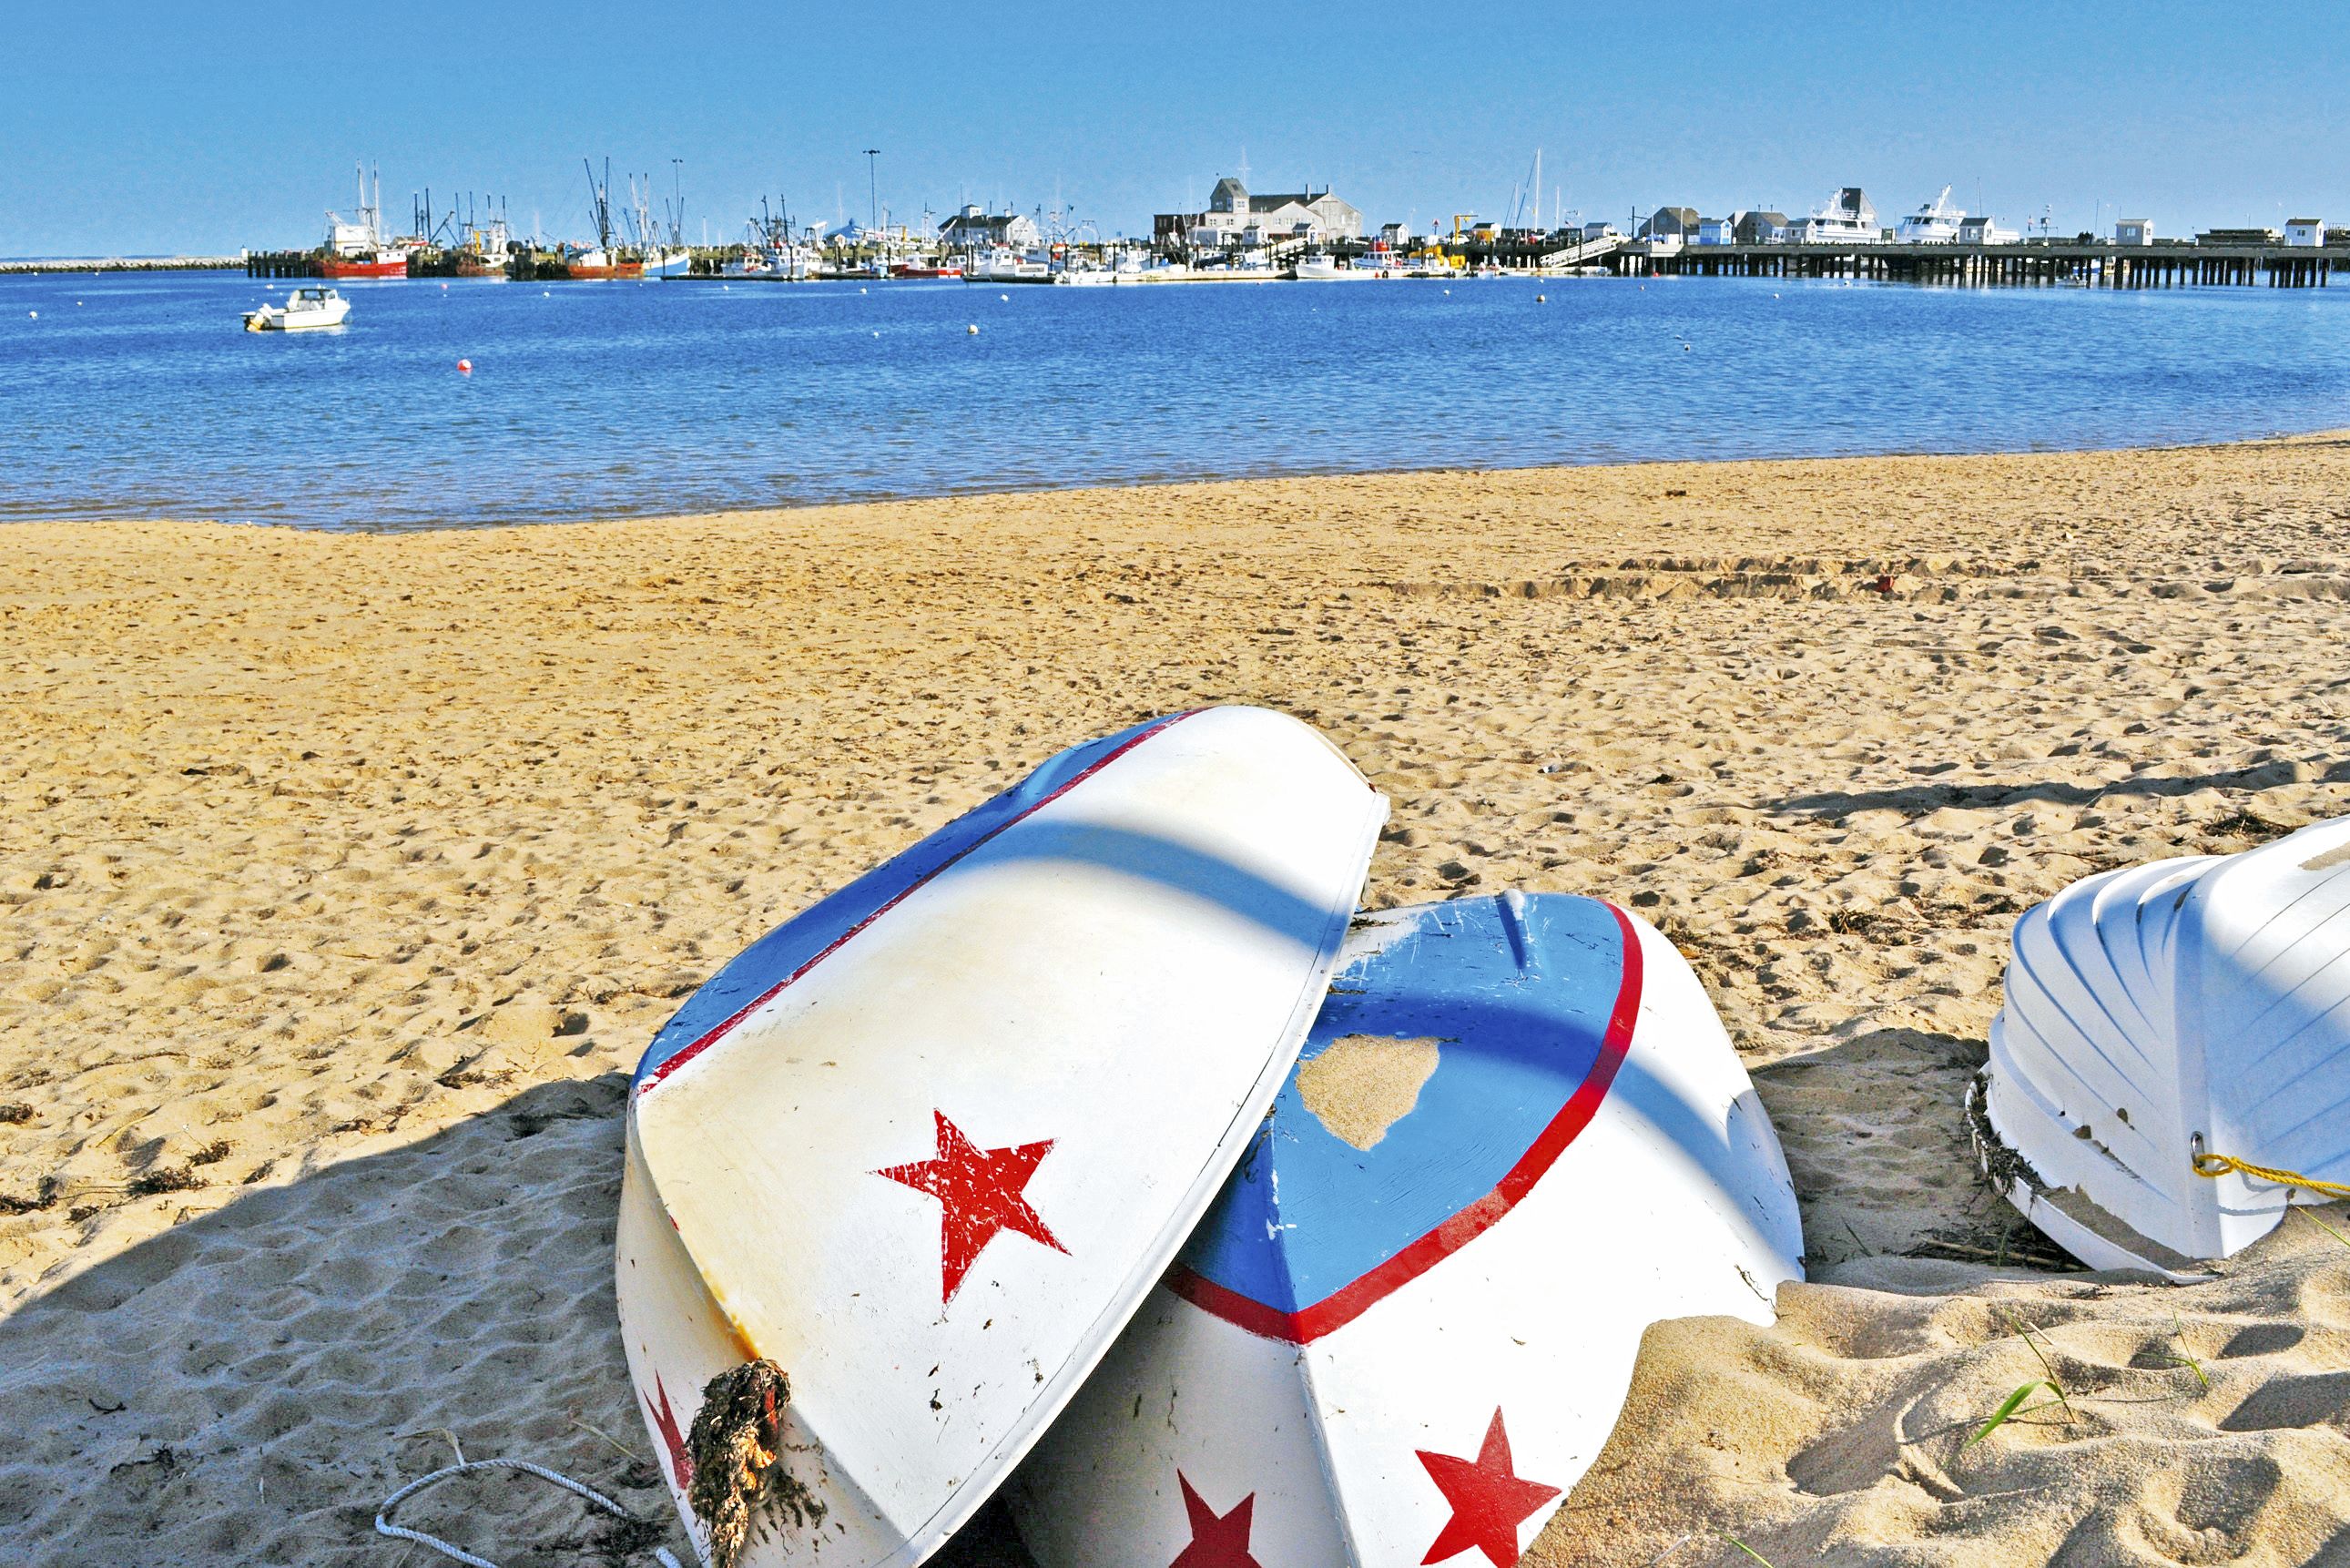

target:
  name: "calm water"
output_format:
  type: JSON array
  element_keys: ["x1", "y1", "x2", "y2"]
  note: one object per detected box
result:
[{"x1": 4, "y1": 269, "x2": 2347, "y2": 530}]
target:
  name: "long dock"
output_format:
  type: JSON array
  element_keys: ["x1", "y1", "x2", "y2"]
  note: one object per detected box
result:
[{"x1": 1600, "y1": 239, "x2": 2343, "y2": 288}]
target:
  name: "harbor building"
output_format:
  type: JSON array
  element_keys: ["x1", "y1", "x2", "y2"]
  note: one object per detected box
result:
[
  {"x1": 1959, "y1": 214, "x2": 2020, "y2": 245},
  {"x1": 2116, "y1": 218, "x2": 2155, "y2": 246},
  {"x1": 1155, "y1": 178, "x2": 1363, "y2": 249},
  {"x1": 1696, "y1": 215, "x2": 1738, "y2": 246},
  {"x1": 940, "y1": 205, "x2": 1043, "y2": 251},
  {"x1": 2286, "y1": 218, "x2": 2327, "y2": 247},
  {"x1": 1639, "y1": 207, "x2": 1699, "y2": 243},
  {"x1": 1734, "y1": 210, "x2": 1789, "y2": 244}
]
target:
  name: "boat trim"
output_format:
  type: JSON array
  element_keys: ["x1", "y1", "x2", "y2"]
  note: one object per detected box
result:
[
  {"x1": 634, "y1": 708, "x2": 1206, "y2": 1096},
  {"x1": 1165, "y1": 901, "x2": 1644, "y2": 1342}
]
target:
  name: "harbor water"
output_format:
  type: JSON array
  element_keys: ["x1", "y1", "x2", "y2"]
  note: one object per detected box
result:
[{"x1": 4, "y1": 269, "x2": 2348, "y2": 530}]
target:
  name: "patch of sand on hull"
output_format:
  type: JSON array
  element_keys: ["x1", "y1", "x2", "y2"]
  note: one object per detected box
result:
[{"x1": 1297, "y1": 1035, "x2": 1442, "y2": 1150}]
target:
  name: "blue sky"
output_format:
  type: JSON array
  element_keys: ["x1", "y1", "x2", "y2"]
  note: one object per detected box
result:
[{"x1": 5, "y1": 3, "x2": 2345, "y2": 256}]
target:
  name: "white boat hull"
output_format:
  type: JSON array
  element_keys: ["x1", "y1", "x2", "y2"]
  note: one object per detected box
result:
[
  {"x1": 1012, "y1": 894, "x2": 1804, "y2": 1568},
  {"x1": 1980, "y1": 815, "x2": 2350, "y2": 1272},
  {"x1": 242, "y1": 295, "x2": 350, "y2": 331},
  {"x1": 616, "y1": 707, "x2": 1385, "y2": 1566}
]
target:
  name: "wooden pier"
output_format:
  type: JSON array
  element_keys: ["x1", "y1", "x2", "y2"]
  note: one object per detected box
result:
[{"x1": 1599, "y1": 239, "x2": 2344, "y2": 288}]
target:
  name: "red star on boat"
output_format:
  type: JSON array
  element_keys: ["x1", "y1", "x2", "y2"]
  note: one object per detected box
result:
[
  {"x1": 1169, "y1": 1471, "x2": 1262, "y2": 1568},
  {"x1": 1415, "y1": 1407, "x2": 1562, "y2": 1567},
  {"x1": 876, "y1": 1110, "x2": 1066, "y2": 1304},
  {"x1": 642, "y1": 1372, "x2": 695, "y2": 1492}
]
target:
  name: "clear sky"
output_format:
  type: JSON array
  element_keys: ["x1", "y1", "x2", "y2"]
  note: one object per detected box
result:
[{"x1": 5, "y1": 3, "x2": 2345, "y2": 256}]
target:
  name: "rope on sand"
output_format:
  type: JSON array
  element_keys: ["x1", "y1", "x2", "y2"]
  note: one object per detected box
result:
[{"x1": 373, "y1": 1455, "x2": 684, "y2": 1568}]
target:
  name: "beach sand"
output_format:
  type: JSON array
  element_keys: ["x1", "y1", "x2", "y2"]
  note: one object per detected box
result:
[{"x1": 5, "y1": 436, "x2": 2349, "y2": 1564}]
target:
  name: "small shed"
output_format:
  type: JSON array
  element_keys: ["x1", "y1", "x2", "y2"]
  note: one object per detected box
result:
[
  {"x1": 2115, "y1": 219, "x2": 2154, "y2": 246},
  {"x1": 2286, "y1": 218, "x2": 2326, "y2": 247}
]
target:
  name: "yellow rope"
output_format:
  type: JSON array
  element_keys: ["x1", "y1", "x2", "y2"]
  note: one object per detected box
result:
[{"x1": 2192, "y1": 1151, "x2": 2350, "y2": 1202}]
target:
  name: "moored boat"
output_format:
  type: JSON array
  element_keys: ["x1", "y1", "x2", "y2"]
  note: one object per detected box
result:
[
  {"x1": 242, "y1": 285, "x2": 350, "y2": 331},
  {"x1": 616, "y1": 707, "x2": 1387, "y2": 1567},
  {"x1": 1012, "y1": 891, "x2": 1804, "y2": 1568},
  {"x1": 318, "y1": 162, "x2": 411, "y2": 278},
  {"x1": 1976, "y1": 815, "x2": 2350, "y2": 1274}
]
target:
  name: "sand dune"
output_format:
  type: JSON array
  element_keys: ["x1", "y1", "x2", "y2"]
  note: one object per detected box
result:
[{"x1": 5, "y1": 436, "x2": 2349, "y2": 1563}]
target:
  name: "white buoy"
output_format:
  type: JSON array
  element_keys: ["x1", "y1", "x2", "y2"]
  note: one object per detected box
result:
[
  {"x1": 860, "y1": 287, "x2": 869, "y2": 294},
  {"x1": 1537, "y1": 293, "x2": 1547, "y2": 302},
  {"x1": 1000, "y1": 292, "x2": 1009, "y2": 301},
  {"x1": 25, "y1": 310, "x2": 35, "y2": 319},
  {"x1": 967, "y1": 323, "x2": 979, "y2": 335}
]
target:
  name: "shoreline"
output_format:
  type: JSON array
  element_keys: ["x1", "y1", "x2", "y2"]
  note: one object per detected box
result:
[
  {"x1": 5, "y1": 433, "x2": 2350, "y2": 1562},
  {"x1": 12, "y1": 423, "x2": 2350, "y2": 538}
]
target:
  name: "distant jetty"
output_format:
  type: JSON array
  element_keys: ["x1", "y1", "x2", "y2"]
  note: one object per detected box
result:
[{"x1": 1, "y1": 256, "x2": 243, "y2": 275}]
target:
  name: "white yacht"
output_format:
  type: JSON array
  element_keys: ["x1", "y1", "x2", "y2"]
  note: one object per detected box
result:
[
  {"x1": 1791, "y1": 188, "x2": 1879, "y2": 244},
  {"x1": 1896, "y1": 186, "x2": 1966, "y2": 244},
  {"x1": 243, "y1": 286, "x2": 350, "y2": 331}
]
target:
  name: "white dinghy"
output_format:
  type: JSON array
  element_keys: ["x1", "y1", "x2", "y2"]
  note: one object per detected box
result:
[
  {"x1": 1011, "y1": 893, "x2": 1804, "y2": 1568},
  {"x1": 1976, "y1": 815, "x2": 2350, "y2": 1275},
  {"x1": 615, "y1": 707, "x2": 1383, "y2": 1568}
]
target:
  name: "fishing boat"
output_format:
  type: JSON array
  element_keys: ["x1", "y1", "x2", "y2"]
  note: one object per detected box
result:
[
  {"x1": 966, "y1": 246, "x2": 1052, "y2": 283},
  {"x1": 1013, "y1": 892, "x2": 1804, "y2": 1568},
  {"x1": 1975, "y1": 816, "x2": 2350, "y2": 1275},
  {"x1": 565, "y1": 158, "x2": 644, "y2": 280},
  {"x1": 1292, "y1": 252, "x2": 1346, "y2": 280},
  {"x1": 318, "y1": 163, "x2": 411, "y2": 279},
  {"x1": 642, "y1": 248, "x2": 692, "y2": 280},
  {"x1": 562, "y1": 245, "x2": 643, "y2": 281},
  {"x1": 616, "y1": 707, "x2": 1386, "y2": 1568},
  {"x1": 242, "y1": 286, "x2": 350, "y2": 331}
]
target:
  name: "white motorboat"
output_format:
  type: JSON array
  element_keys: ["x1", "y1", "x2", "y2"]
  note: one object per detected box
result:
[
  {"x1": 1976, "y1": 815, "x2": 2350, "y2": 1274},
  {"x1": 242, "y1": 286, "x2": 350, "y2": 331},
  {"x1": 1896, "y1": 186, "x2": 1967, "y2": 244},
  {"x1": 643, "y1": 247, "x2": 692, "y2": 279},
  {"x1": 1292, "y1": 253, "x2": 1346, "y2": 280},
  {"x1": 967, "y1": 246, "x2": 1052, "y2": 283}
]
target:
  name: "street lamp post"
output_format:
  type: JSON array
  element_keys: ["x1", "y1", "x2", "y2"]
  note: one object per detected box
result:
[{"x1": 863, "y1": 148, "x2": 880, "y2": 233}]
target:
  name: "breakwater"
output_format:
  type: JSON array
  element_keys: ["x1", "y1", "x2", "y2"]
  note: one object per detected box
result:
[{"x1": 1, "y1": 256, "x2": 242, "y2": 275}]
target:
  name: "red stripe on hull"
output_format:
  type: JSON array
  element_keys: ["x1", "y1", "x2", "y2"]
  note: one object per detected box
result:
[
  {"x1": 1165, "y1": 901, "x2": 1646, "y2": 1344},
  {"x1": 318, "y1": 260, "x2": 408, "y2": 278}
]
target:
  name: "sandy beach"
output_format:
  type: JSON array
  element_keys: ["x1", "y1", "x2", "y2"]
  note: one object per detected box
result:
[{"x1": 5, "y1": 436, "x2": 2350, "y2": 1565}]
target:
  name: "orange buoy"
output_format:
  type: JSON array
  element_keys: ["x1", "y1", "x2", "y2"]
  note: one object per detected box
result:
[{"x1": 457, "y1": 359, "x2": 473, "y2": 373}]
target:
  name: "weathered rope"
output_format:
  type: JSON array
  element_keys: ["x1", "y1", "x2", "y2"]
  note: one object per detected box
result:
[
  {"x1": 2193, "y1": 1150, "x2": 2350, "y2": 1202},
  {"x1": 374, "y1": 1455, "x2": 683, "y2": 1568}
]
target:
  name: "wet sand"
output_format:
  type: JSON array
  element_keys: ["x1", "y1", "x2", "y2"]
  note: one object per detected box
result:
[{"x1": 5, "y1": 435, "x2": 2350, "y2": 1563}]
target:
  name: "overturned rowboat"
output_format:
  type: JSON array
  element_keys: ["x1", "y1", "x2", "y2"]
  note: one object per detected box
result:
[
  {"x1": 615, "y1": 707, "x2": 1386, "y2": 1567},
  {"x1": 1011, "y1": 892, "x2": 1805, "y2": 1568},
  {"x1": 1976, "y1": 815, "x2": 2350, "y2": 1275}
]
